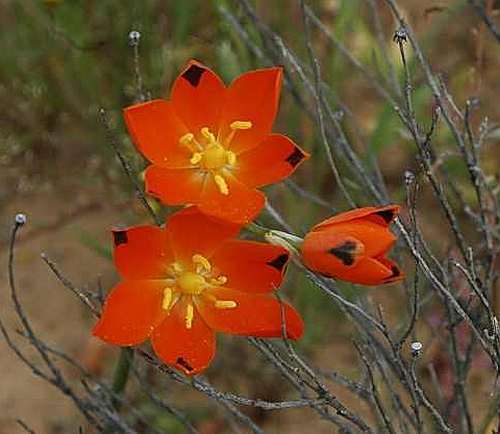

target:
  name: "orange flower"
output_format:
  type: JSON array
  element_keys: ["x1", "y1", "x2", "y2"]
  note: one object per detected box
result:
[
  {"x1": 93, "y1": 207, "x2": 304, "y2": 375},
  {"x1": 124, "y1": 60, "x2": 309, "y2": 224},
  {"x1": 301, "y1": 205, "x2": 404, "y2": 285}
]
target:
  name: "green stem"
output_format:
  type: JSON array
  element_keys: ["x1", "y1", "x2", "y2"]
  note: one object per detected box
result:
[{"x1": 103, "y1": 347, "x2": 134, "y2": 433}]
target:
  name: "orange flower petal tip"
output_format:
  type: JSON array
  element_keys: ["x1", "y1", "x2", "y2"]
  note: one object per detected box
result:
[
  {"x1": 93, "y1": 207, "x2": 304, "y2": 375},
  {"x1": 122, "y1": 59, "x2": 308, "y2": 224},
  {"x1": 301, "y1": 205, "x2": 404, "y2": 286}
]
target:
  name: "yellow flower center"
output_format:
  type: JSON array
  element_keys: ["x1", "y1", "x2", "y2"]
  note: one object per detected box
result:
[
  {"x1": 179, "y1": 121, "x2": 252, "y2": 195},
  {"x1": 162, "y1": 254, "x2": 237, "y2": 329}
]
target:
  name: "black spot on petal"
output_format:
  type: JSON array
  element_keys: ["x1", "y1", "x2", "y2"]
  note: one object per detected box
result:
[
  {"x1": 285, "y1": 147, "x2": 306, "y2": 168},
  {"x1": 329, "y1": 241, "x2": 357, "y2": 266},
  {"x1": 176, "y1": 357, "x2": 194, "y2": 373},
  {"x1": 113, "y1": 230, "x2": 128, "y2": 246},
  {"x1": 375, "y1": 208, "x2": 396, "y2": 224},
  {"x1": 267, "y1": 253, "x2": 289, "y2": 271},
  {"x1": 182, "y1": 64, "x2": 206, "y2": 87}
]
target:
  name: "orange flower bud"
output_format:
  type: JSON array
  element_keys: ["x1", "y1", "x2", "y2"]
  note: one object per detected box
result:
[{"x1": 301, "y1": 205, "x2": 404, "y2": 285}]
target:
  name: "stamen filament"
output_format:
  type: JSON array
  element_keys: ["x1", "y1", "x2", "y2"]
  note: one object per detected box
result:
[
  {"x1": 214, "y1": 174, "x2": 229, "y2": 195},
  {"x1": 179, "y1": 133, "x2": 194, "y2": 145},
  {"x1": 215, "y1": 300, "x2": 237, "y2": 309},
  {"x1": 185, "y1": 303, "x2": 194, "y2": 329},
  {"x1": 226, "y1": 151, "x2": 236, "y2": 166},
  {"x1": 201, "y1": 127, "x2": 217, "y2": 145}
]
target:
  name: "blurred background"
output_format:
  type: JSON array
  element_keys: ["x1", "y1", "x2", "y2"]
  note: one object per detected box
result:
[{"x1": 0, "y1": 0, "x2": 498, "y2": 433}]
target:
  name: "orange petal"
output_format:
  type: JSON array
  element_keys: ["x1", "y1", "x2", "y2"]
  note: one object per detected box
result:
[
  {"x1": 145, "y1": 166, "x2": 205, "y2": 205},
  {"x1": 197, "y1": 287, "x2": 304, "y2": 339},
  {"x1": 211, "y1": 240, "x2": 289, "y2": 293},
  {"x1": 333, "y1": 256, "x2": 401, "y2": 286},
  {"x1": 323, "y1": 221, "x2": 396, "y2": 258},
  {"x1": 112, "y1": 225, "x2": 174, "y2": 280},
  {"x1": 376, "y1": 256, "x2": 405, "y2": 284},
  {"x1": 123, "y1": 100, "x2": 191, "y2": 168},
  {"x1": 171, "y1": 59, "x2": 226, "y2": 134},
  {"x1": 236, "y1": 134, "x2": 309, "y2": 188},
  {"x1": 199, "y1": 174, "x2": 266, "y2": 224},
  {"x1": 219, "y1": 67, "x2": 283, "y2": 154},
  {"x1": 151, "y1": 298, "x2": 215, "y2": 375},
  {"x1": 92, "y1": 280, "x2": 165, "y2": 346},
  {"x1": 166, "y1": 206, "x2": 241, "y2": 263},
  {"x1": 313, "y1": 205, "x2": 400, "y2": 231},
  {"x1": 302, "y1": 231, "x2": 365, "y2": 275}
]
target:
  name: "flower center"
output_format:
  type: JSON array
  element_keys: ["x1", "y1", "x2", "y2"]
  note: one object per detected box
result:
[
  {"x1": 161, "y1": 253, "x2": 237, "y2": 329},
  {"x1": 179, "y1": 121, "x2": 252, "y2": 195}
]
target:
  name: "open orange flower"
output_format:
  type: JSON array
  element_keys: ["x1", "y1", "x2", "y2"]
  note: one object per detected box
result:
[
  {"x1": 301, "y1": 205, "x2": 404, "y2": 285},
  {"x1": 93, "y1": 207, "x2": 303, "y2": 375},
  {"x1": 124, "y1": 59, "x2": 309, "y2": 224}
]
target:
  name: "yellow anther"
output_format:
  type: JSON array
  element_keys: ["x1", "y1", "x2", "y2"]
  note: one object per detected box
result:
[
  {"x1": 162, "y1": 288, "x2": 174, "y2": 311},
  {"x1": 185, "y1": 303, "x2": 194, "y2": 329},
  {"x1": 201, "y1": 127, "x2": 217, "y2": 144},
  {"x1": 230, "y1": 120, "x2": 252, "y2": 130},
  {"x1": 226, "y1": 151, "x2": 236, "y2": 166},
  {"x1": 190, "y1": 152, "x2": 203, "y2": 165},
  {"x1": 192, "y1": 254, "x2": 211, "y2": 273},
  {"x1": 215, "y1": 300, "x2": 237, "y2": 309},
  {"x1": 211, "y1": 275, "x2": 228, "y2": 286},
  {"x1": 179, "y1": 132, "x2": 194, "y2": 145},
  {"x1": 214, "y1": 174, "x2": 229, "y2": 195},
  {"x1": 168, "y1": 262, "x2": 184, "y2": 276}
]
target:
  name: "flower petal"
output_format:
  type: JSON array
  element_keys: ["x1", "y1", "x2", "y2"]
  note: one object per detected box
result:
[
  {"x1": 199, "y1": 174, "x2": 266, "y2": 224},
  {"x1": 112, "y1": 225, "x2": 174, "y2": 280},
  {"x1": 151, "y1": 298, "x2": 215, "y2": 376},
  {"x1": 211, "y1": 240, "x2": 289, "y2": 293},
  {"x1": 166, "y1": 207, "x2": 241, "y2": 263},
  {"x1": 123, "y1": 100, "x2": 191, "y2": 168},
  {"x1": 171, "y1": 59, "x2": 226, "y2": 134},
  {"x1": 220, "y1": 67, "x2": 283, "y2": 154},
  {"x1": 333, "y1": 256, "x2": 401, "y2": 286},
  {"x1": 145, "y1": 166, "x2": 205, "y2": 205},
  {"x1": 236, "y1": 134, "x2": 309, "y2": 188},
  {"x1": 92, "y1": 280, "x2": 165, "y2": 346},
  {"x1": 313, "y1": 205, "x2": 400, "y2": 231},
  {"x1": 302, "y1": 232, "x2": 365, "y2": 274},
  {"x1": 197, "y1": 287, "x2": 303, "y2": 339}
]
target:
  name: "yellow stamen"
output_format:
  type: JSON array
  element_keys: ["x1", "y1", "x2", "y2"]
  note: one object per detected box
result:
[
  {"x1": 185, "y1": 303, "x2": 194, "y2": 329},
  {"x1": 192, "y1": 254, "x2": 211, "y2": 273},
  {"x1": 230, "y1": 120, "x2": 252, "y2": 130},
  {"x1": 210, "y1": 275, "x2": 228, "y2": 286},
  {"x1": 215, "y1": 300, "x2": 237, "y2": 309},
  {"x1": 190, "y1": 152, "x2": 203, "y2": 165},
  {"x1": 179, "y1": 132, "x2": 194, "y2": 145},
  {"x1": 162, "y1": 288, "x2": 173, "y2": 311},
  {"x1": 226, "y1": 151, "x2": 236, "y2": 166},
  {"x1": 214, "y1": 174, "x2": 229, "y2": 195},
  {"x1": 201, "y1": 127, "x2": 217, "y2": 145},
  {"x1": 168, "y1": 262, "x2": 184, "y2": 276}
]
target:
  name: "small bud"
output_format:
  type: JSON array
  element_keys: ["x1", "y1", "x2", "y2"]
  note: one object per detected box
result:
[
  {"x1": 404, "y1": 170, "x2": 415, "y2": 185},
  {"x1": 393, "y1": 27, "x2": 408, "y2": 44},
  {"x1": 128, "y1": 30, "x2": 141, "y2": 46},
  {"x1": 410, "y1": 341, "x2": 423, "y2": 357},
  {"x1": 15, "y1": 213, "x2": 27, "y2": 226}
]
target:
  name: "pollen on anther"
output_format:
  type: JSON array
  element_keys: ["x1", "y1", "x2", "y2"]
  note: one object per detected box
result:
[
  {"x1": 179, "y1": 133, "x2": 194, "y2": 145},
  {"x1": 214, "y1": 174, "x2": 229, "y2": 195},
  {"x1": 215, "y1": 300, "x2": 237, "y2": 309},
  {"x1": 162, "y1": 288, "x2": 173, "y2": 311},
  {"x1": 226, "y1": 151, "x2": 236, "y2": 166},
  {"x1": 190, "y1": 152, "x2": 202, "y2": 165},
  {"x1": 211, "y1": 275, "x2": 227, "y2": 285},
  {"x1": 201, "y1": 127, "x2": 216, "y2": 144},
  {"x1": 193, "y1": 254, "x2": 211, "y2": 273},
  {"x1": 185, "y1": 303, "x2": 194, "y2": 329},
  {"x1": 230, "y1": 120, "x2": 252, "y2": 130}
]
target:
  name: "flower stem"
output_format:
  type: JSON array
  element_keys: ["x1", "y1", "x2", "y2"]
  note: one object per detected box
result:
[{"x1": 102, "y1": 347, "x2": 134, "y2": 433}]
